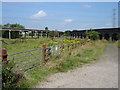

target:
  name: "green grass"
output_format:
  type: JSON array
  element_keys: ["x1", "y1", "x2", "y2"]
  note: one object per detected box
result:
[
  {"x1": 15, "y1": 40, "x2": 107, "y2": 88},
  {"x1": 56, "y1": 44, "x2": 106, "y2": 72}
]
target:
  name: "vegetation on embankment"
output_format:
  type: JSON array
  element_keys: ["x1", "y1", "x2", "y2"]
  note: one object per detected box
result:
[{"x1": 16, "y1": 40, "x2": 108, "y2": 88}]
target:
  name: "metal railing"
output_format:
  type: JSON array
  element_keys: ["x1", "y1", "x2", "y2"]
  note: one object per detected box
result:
[
  {"x1": 1, "y1": 41, "x2": 85, "y2": 72},
  {"x1": 1, "y1": 44, "x2": 51, "y2": 72}
]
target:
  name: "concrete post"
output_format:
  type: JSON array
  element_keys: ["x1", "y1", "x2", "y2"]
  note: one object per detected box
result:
[
  {"x1": 41, "y1": 31, "x2": 43, "y2": 37},
  {"x1": 46, "y1": 32, "x2": 47, "y2": 38},
  {"x1": 35, "y1": 31, "x2": 37, "y2": 37},
  {"x1": 74, "y1": 34, "x2": 76, "y2": 38},
  {"x1": 19, "y1": 30, "x2": 22, "y2": 38},
  {"x1": 109, "y1": 34, "x2": 112, "y2": 41},
  {"x1": 9, "y1": 30, "x2": 11, "y2": 39},
  {"x1": 102, "y1": 34, "x2": 105, "y2": 40}
]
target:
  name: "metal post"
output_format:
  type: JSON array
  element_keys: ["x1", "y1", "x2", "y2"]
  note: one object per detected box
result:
[{"x1": 42, "y1": 44, "x2": 46, "y2": 64}]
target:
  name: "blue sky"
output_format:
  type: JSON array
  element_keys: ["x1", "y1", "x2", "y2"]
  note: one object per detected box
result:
[{"x1": 2, "y1": 2, "x2": 118, "y2": 31}]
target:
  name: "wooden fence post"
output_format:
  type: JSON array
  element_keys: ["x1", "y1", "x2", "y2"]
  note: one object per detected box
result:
[
  {"x1": 1, "y1": 48, "x2": 7, "y2": 62},
  {"x1": 42, "y1": 44, "x2": 46, "y2": 64}
]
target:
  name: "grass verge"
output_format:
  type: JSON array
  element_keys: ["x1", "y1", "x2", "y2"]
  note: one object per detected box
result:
[
  {"x1": 115, "y1": 41, "x2": 120, "y2": 48},
  {"x1": 16, "y1": 40, "x2": 108, "y2": 88}
]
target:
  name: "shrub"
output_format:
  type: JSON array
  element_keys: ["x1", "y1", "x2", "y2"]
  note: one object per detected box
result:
[
  {"x1": 85, "y1": 30, "x2": 100, "y2": 40},
  {"x1": 2, "y1": 61, "x2": 24, "y2": 89}
]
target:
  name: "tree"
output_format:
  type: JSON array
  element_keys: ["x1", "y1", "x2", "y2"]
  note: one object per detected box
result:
[
  {"x1": 45, "y1": 27, "x2": 48, "y2": 31},
  {"x1": 64, "y1": 30, "x2": 71, "y2": 36},
  {"x1": 10, "y1": 24, "x2": 25, "y2": 29},
  {"x1": 48, "y1": 30, "x2": 58, "y2": 40},
  {"x1": 3, "y1": 23, "x2": 10, "y2": 28},
  {"x1": 85, "y1": 30, "x2": 100, "y2": 40}
]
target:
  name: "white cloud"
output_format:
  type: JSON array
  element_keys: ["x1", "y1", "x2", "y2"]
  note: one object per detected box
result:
[
  {"x1": 83, "y1": 4, "x2": 92, "y2": 8},
  {"x1": 30, "y1": 10, "x2": 47, "y2": 19},
  {"x1": 64, "y1": 19, "x2": 73, "y2": 23}
]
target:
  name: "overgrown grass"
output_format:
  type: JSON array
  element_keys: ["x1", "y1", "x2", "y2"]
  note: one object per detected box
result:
[
  {"x1": 16, "y1": 40, "x2": 108, "y2": 88},
  {"x1": 116, "y1": 41, "x2": 120, "y2": 48}
]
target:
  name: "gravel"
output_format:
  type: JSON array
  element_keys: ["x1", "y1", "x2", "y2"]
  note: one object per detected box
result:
[{"x1": 36, "y1": 44, "x2": 118, "y2": 88}]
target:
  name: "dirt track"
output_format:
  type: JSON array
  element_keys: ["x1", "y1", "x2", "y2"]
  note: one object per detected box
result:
[{"x1": 36, "y1": 44, "x2": 118, "y2": 88}]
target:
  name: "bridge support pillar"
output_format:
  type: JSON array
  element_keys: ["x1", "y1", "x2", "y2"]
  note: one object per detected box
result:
[
  {"x1": 41, "y1": 31, "x2": 43, "y2": 37},
  {"x1": 9, "y1": 30, "x2": 11, "y2": 39},
  {"x1": 35, "y1": 31, "x2": 37, "y2": 38},
  {"x1": 109, "y1": 34, "x2": 112, "y2": 41},
  {"x1": 46, "y1": 32, "x2": 48, "y2": 38},
  {"x1": 19, "y1": 30, "x2": 22, "y2": 38},
  {"x1": 102, "y1": 34, "x2": 105, "y2": 40}
]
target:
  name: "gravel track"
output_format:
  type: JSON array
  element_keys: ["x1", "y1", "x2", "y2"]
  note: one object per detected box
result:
[{"x1": 36, "y1": 44, "x2": 118, "y2": 88}]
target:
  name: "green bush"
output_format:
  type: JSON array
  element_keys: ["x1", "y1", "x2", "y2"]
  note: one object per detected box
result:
[
  {"x1": 2, "y1": 61, "x2": 24, "y2": 89},
  {"x1": 85, "y1": 30, "x2": 100, "y2": 40},
  {"x1": 2, "y1": 61, "x2": 16, "y2": 89}
]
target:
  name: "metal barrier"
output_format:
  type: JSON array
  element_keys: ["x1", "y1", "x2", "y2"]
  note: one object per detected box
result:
[
  {"x1": 1, "y1": 41, "x2": 83, "y2": 72},
  {"x1": 1, "y1": 44, "x2": 51, "y2": 72}
]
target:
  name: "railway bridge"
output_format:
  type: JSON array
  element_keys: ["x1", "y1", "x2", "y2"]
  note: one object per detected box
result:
[
  {"x1": 70, "y1": 28, "x2": 120, "y2": 41},
  {"x1": 0, "y1": 27, "x2": 120, "y2": 41}
]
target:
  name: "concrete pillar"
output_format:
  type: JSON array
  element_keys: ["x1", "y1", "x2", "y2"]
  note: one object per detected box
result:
[
  {"x1": 35, "y1": 31, "x2": 37, "y2": 37},
  {"x1": 102, "y1": 34, "x2": 105, "y2": 40},
  {"x1": 9, "y1": 30, "x2": 11, "y2": 39},
  {"x1": 19, "y1": 30, "x2": 22, "y2": 38},
  {"x1": 109, "y1": 34, "x2": 112, "y2": 41},
  {"x1": 46, "y1": 32, "x2": 47, "y2": 38},
  {"x1": 74, "y1": 34, "x2": 76, "y2": 38},
  {"x1": 41, "y1": 31, "x2": 43, "y2": 37}
]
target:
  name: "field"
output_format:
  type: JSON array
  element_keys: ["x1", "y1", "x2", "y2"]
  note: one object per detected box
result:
[
  {"x1": 2, "y1": 37, "x2": 109, "y2": 88},
  {"x1": 3, "y1": 37, "x2": 83, "y2": 54}
]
